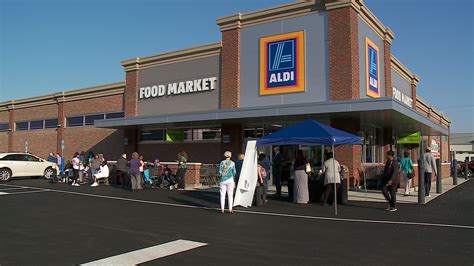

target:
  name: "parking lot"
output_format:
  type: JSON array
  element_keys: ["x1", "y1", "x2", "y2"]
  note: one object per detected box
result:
[{"x1": 1, "y1": 179, "x2": 473, "y2": 265}]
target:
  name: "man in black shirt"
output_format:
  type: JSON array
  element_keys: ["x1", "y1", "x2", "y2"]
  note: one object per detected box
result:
[{"x1": 382, "y1": 150, "x2": 399, "y2": 212}]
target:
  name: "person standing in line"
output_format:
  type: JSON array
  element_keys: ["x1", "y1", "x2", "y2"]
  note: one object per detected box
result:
[
  {"x1": 89, "y1": 154, "x2": 101, "y2": 183},
  {"x1": 47, "y1": 153, "x2": 55, "y2": 163},
  {"x1": 321, "y1": 152, "x2": 341, "y2": 206},
  {"x1": 129, "y1": 152, "x2": 142, "y2": 192},
  {"x1": 71, "y1": 152, "x2": 81, "y2": 187},
  {"x1": 47, "y1": 152, "x2": 58, "y2": 182},
  {"x1": 272, "y1": 147, "x2": 283, "y2": 197},
  {"x1": 139, "y1": 155, "x2": 145, "y2": 187},
  {"x1": 235, "y1": 153, "x2": 245, "y2": 185},
  {"x1": 423, "y1": 148, "x2": 437, "y2": 197},
  {"x1": 176, "y1": 151, "x2": 188, "y2": 190},
  {"x1": 256, "y1": 159, "x2": 268, "y2": 205},
  {"x1": 382, "y1": 150, "x2": 399, "y2": 212},
  {"x1": 219, "y1": 151, "x2": 236, "y2": 214},
  {"x1": 293, "y1": 150, "x2": 309, "y2": 204},
  {"x1": 400, "y1": 151, "x2": 414, "y2": 196},
  {"x1": 115, "y1": 153, "x2": 128, "y2": 187},
  {"x1": 55, "y1": 153, "x2": 62, "y2": 178}
]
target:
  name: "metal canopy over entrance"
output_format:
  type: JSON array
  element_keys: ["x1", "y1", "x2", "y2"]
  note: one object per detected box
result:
[{"x1": 95, "y1": 98, "x2": 448, "y2": 136}]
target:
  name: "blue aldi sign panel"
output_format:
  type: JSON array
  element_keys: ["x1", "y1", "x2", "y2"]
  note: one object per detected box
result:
[
  {"x1": 260, "y1": 31, "x2": 305, "y2": 95},
  {"x1": 365, "y1": 37, "x2": 380, "y2": 98}
]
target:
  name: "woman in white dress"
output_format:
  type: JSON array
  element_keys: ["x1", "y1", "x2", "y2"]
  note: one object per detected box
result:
[{"x1": 293, "y1": 150, "x2": 309, "y2": 204}]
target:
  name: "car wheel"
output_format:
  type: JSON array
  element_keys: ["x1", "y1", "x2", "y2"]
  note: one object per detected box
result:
[
  {"x1": 0, "y1": 168, "x2": 12, "y2": 182},
  {"x1": 43, "y1": 167, "x2": 54, "y2": 179}
]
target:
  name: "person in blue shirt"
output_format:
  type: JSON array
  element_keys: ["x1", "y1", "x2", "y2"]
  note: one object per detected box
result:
[
  {"x1": 400, "y1": 151, "x2": 414, "y2": 196},
  {"x1": 219, "y1": 151, "x2": 236, "y2": 214},
  {"x1": 235, "y1": 153, "x2": 245, "y2": 185}
]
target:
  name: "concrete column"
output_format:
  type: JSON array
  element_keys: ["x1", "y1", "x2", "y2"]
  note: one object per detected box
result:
[
  {"x1": 7, "y1": 105, "x2": 15, "y2": 152},
  {"x1": 56, "y1": 101, "x2": 65, "y2": 155}
]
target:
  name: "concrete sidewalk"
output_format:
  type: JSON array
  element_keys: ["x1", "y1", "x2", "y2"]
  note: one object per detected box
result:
[
  {"x1": 348, "y1": 177, "x2": 469, "y2": 204},
  {"x1": 191, "y1": 177, "x2": 469, "y2": 205}
]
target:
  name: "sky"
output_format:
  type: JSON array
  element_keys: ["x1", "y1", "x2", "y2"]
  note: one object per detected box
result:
[{"x1": 0, "y1": 0, "x2": 473, "y2": 133}]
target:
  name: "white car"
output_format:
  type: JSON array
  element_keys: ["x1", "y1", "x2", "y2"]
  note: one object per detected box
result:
[{"x1": 0, "y1": 153, "x2": 56, "y2": 182}]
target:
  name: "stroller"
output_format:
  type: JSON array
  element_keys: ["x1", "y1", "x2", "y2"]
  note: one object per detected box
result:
[
  {"x1": 143, "y1": 168, "x2": 159, "y2": 188},
  {"x1": 160, "y1": 166, "x2": 177, "y2": 190}
]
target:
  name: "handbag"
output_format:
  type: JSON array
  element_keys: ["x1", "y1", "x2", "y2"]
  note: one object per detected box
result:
[{"x1": 407, "y1": 172, "x2": 415, "y2": 179}]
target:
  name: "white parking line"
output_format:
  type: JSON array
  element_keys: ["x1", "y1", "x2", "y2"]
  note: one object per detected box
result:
[
  {"x1": 80, "y1": 239, "x2": 207, "y2": 266},
  {"x1": 0, "y1": 189, "x2": 49, "y2": 196},
  {"x1": 2, "y1": 183, "x2": 474, "y2": 230},
  {"x1": 0, "y1": 187, "x2": 29, "y2": 191}
]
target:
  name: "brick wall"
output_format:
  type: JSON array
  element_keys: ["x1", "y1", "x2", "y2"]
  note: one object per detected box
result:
[
  {"x1": 124, "y1": 70, "x2": 138, "y2": 117},
  {"x1": 0, "y1": 133, "x2": 8, "y2": 152},
  {"x1": 164, "y1": 163, "x2": 201, "y2": 189},
  {"x1": 8, "y1": 109, "x2": 14, "y2": 151},
  {"x1": 138, "y1": 142, "x2": 223, "y2": 164},
  {"x1": 221, "y1": 123, "x2": 243, "y2": 159},
  {"x1": 14, "y1": 130, "x2": 57, "y2": 158},
  {"x1": 0, "y1": 111, "x2": 8, "y2": 151},
  {"x1": 411, "y1": 82, "x2": 417, "y2": 108},
  {"x1": 328, "y1": 6, "x2": 360, "y2": 100},
  {"x1": 331, "y1": 118, "x2": 361, "y2": 189},
  {"x1": 0, "y1": 110, "x2": 8, "y2": 122},
  {"x1": 62, "y1": 127, "x2": 123, "y2": 161},
  {"x1": 57, "y1": 102, "x2": 65, "y2": 154},
  {"x1": 383, "y1": 40, "x2": 392, "y2": 97},
  {"x1": 1, "y1": 89, "x2": 125, "y2": 159},
  {"x1": 220, "y1": 28, "x2": 240, "y2": 109},
  {"x1": 64, "y1": 95, "x2": 123, "y2": 116},
  {"x1": 14, "y1": 104, "x2": 57, "y2": 121}
]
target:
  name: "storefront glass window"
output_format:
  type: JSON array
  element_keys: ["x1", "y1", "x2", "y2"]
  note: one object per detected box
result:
[
  {"x1": 244, "y1": 127, "x2": 264, "y2": 139},
  {"x1": 263, "y1": 124, "x2": 283, "y2": 136},
  {"x1": 66, "y1": 116, "x2": 84, "y2": 127},
  {"x1": 363, "y1": 124, "x2": 383, "y2": 163},
  {"x1": 0, "y1": 123, "x2": 9, "y2": 132},
  {"x1": 44, "y1": 119, "x2": 58, "y2": 129},
  {"x1": 140, "y1": 129, "x2": 165, "y2": 142},
  {"x1": 183, "y1": 129, "x2": 193, "y2": 141},
  {"x1": 193, "y1": 127, "x2": 221, "y2": 141},
  {"x1": 85, "y1": 114, "x2": 105, "y2": 126},
  {"x1": 29, "y1": 120, "x2": 44, "y2": 130},
  {"x1": 105, "y1": 112, "x2": 125, "y2": 119},
  {"x1": 16, "y1": 121, "x2": 29, "y2": 131}
]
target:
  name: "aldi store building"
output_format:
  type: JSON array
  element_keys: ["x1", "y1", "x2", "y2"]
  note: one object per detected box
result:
[{"x1": 0, "y1": 0, "x2": 451, "y2": 188}]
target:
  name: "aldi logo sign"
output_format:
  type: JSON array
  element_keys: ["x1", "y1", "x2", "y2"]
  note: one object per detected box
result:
[
  {"x1": 259, "y1": 31, "x2": 305, "y2": 95},
  {"x1": 365, "y1": 37, "x2": 380, "y2": 98}
]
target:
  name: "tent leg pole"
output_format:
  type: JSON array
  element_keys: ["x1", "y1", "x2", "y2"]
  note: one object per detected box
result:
[
  {"x1": 333, "y1": 145, "x2": 337, "y2": 215},
  {"x1": 362, "y1": 144, "x2": 367, "y2": 201}
]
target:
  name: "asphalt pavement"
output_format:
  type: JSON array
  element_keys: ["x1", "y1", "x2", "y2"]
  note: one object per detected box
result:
[{"x1": 0, "y1": 178, "x2": 473, "y2": 266}]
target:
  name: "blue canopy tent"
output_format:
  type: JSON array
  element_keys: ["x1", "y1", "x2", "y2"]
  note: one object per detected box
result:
[{"x1": 256, "y1": 120, "x2": 363, "y2": 215}]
